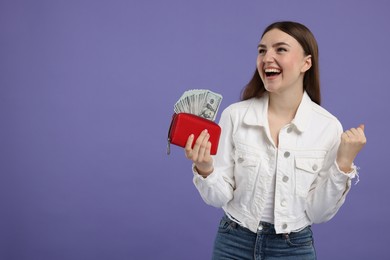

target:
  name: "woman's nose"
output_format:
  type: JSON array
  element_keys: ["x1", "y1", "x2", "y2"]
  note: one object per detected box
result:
[{"x1": 263, "y1": 51, "x2": 274, "y2": 63}]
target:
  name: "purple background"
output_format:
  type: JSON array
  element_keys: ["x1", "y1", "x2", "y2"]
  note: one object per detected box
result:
[{"x1": 1, "y1": 0, "x2": 388, "y2": 259}]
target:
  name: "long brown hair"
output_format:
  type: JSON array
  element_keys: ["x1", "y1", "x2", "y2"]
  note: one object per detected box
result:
[{"x1": 241, "y1": 21, "x2": 321, "y2": 105}]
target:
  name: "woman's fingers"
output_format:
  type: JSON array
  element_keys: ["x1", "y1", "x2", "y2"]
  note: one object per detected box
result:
[
  {"x1": 197, "y1": 133, "x2": 211, "y2": 162},
  {"x1": 192, "y1": 130, "x2": 210, "y2": 161},
  {"x1": 184, "y1": 129, "x2": 214, "y2": 176},
  {"x1": 185, "y1": 129, "x2": 210, "y2": 161},
  {"x1": 184, "y1": 134, "x2": 195, "y2": 159},
  {"x1": 342, "y1": 125, "x2": 366, "y2": 144}
]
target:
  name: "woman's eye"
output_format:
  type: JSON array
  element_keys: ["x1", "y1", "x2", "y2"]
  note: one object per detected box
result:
[
  {"x1": 277, "y1": 47, "x2": 287, "y2": 53},
  {"x1": 258, "y1": 49, "x2": 266, "y2": 55}
]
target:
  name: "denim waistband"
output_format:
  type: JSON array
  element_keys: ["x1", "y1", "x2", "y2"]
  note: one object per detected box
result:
[
  {"x1": 225, "y1": 214, "x2": 277, "y2": 234},
  {"x1": 257, "y1": 221, "x2": 276, "y2": 234},
  {"x1": 224, "y1": 214, "x2": 310, "y2": 237}
]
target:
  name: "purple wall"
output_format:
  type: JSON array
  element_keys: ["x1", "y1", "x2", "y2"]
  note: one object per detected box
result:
[{"x1": 1, "y1": 0, "x2": 388, "y2": 259}]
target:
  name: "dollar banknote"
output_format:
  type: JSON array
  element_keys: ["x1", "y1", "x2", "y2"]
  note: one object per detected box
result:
[{"x1": 174, "y1": 89, "x2": 222, "y2": 121}]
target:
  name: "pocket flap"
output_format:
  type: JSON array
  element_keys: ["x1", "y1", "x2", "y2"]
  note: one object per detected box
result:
[
  {"x1": 235, "y1": 152, "x2": 258, "y2": 167},
  {"x1": 295, "y1": 157, "x2": 324, "y2": 173}
]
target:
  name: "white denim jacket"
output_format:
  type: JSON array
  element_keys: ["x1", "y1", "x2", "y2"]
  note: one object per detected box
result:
[{"x1": 193, "y1": 92, "x2": 356, "y2": 234}]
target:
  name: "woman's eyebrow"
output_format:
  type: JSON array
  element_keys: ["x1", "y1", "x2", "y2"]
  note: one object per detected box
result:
[{"x1": 257, "y1": 42, "x2": 291, "y2": 49}]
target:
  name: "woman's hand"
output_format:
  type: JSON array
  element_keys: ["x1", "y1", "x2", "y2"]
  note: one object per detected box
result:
[
  {"x1": 336, "y1": 124, "x2": 367, "y2": 173},
  {"x1": 185, "y1": 129, "x2": 214, "y2": 177}
]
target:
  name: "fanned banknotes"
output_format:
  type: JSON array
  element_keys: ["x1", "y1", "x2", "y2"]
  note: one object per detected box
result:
[{"x1": 173, "y1": 89, "x2": 223, "y2": 121}]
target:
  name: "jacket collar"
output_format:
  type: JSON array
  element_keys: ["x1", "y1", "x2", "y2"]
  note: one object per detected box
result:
[{"x1": 243, "y1": 91, "x2": 313, "y2": 133}]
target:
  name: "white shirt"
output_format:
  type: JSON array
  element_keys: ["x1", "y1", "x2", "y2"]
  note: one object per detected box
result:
[{"x1": 193, "y1": 92, "x2": 357, "y2": 234}]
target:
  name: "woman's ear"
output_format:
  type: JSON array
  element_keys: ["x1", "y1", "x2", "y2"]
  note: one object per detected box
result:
[{"x1": 301, "y1": 55, "x2": 312, "y2": 73}]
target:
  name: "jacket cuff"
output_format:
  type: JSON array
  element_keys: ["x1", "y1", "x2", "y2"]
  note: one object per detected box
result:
[
  {"x1": 192, "y1": 163, "x2": 218, "y2": 184},
  {"x1": 334, "y1": 161, "x2": 357, "y2": 179}
]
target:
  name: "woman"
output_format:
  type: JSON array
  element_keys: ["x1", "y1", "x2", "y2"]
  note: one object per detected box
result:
[{"x1": 184, "y1": 21, "x2": 366, "y2": 259}]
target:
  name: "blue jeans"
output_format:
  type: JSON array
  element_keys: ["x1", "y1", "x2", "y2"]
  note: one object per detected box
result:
[{"x1": 212, "y1": 215, "x2": 316, "y2": 260}]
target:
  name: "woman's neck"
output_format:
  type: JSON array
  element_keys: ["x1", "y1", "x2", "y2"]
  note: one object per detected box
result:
[{"x1": 268, "y1": 90, "x2": 303, "y2": 119}]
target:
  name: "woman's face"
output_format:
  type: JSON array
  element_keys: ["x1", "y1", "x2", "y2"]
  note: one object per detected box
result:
[{"x1": 257, "y1": 29, "x2": 312, "y2": 95}]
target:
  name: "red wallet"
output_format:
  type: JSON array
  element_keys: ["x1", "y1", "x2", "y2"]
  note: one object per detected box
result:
[{"x1": 167, "y1": 113, "x2": 221, "y2": 155}]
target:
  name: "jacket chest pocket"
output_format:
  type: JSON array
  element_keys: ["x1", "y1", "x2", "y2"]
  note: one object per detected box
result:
[
  {"x1": 233, "y1": 148, "x2": 260, "y2": 191},
  {"x1": 294, "y1": 156, "x2": 324, "y2": 197}
]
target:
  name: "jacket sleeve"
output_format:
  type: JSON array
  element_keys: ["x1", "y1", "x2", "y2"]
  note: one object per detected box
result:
[
  {"x1": 305, "y1": 122, "x2": 357, "y2": 223},
  {"x1": 192, "y1": 107, "x2": 236, "y2": 208}
]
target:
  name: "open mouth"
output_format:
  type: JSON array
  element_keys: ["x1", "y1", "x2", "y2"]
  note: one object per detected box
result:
[{"x1": 264, "y1": 68, "x2": 281, "y2": 78}]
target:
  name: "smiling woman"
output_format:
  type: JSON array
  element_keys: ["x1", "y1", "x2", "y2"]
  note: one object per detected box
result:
[
  {"x1": 183, "y1": 21, "x2": 367, "y2": 260},
  {"x1": 244, "y1": 21, "x2": 320, "y2": 105},
  {"x1": 257, "y1": 29, "x2": 313, "y2": 100}
]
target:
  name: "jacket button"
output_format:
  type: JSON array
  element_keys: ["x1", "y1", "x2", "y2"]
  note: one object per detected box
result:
[
  {"x1": 284, "y1": 151, "x2": 290, "y2": 158},
  {"x1": 312, "y1": 164, "x2": 318, "y2": 171},
  {"x1": 237, "y1": 156, "x2": 244, "y2": 163},
  {"x1": 287, "y1": 127, "x2": 293, "y2": 133},
  {"x1": 282, "y1": 176, "x2": 289, "y2": 182},
  {"x1": 282, "y1": 224, "x2": 288, "y2": 229},
  {"x1": 281, "y1": 200, "x2": 287, "y2": 207}
]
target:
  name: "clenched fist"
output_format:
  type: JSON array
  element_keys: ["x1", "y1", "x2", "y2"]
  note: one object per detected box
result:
[{"x1": 336, "y1": 124, "x2": 367, "y2": 173}]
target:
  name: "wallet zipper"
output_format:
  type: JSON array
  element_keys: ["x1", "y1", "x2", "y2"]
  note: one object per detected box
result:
[{"x1": 167, "y1": 137, "x2": 171, "y2": 155}]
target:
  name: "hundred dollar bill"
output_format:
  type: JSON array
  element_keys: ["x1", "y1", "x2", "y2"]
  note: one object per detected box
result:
[
  {"x1": 199, "y1": 90, "x2": 222, "y2": 121},
  {"x1": 173, "y1": 89, "x2": 223, "y2": 121}
]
